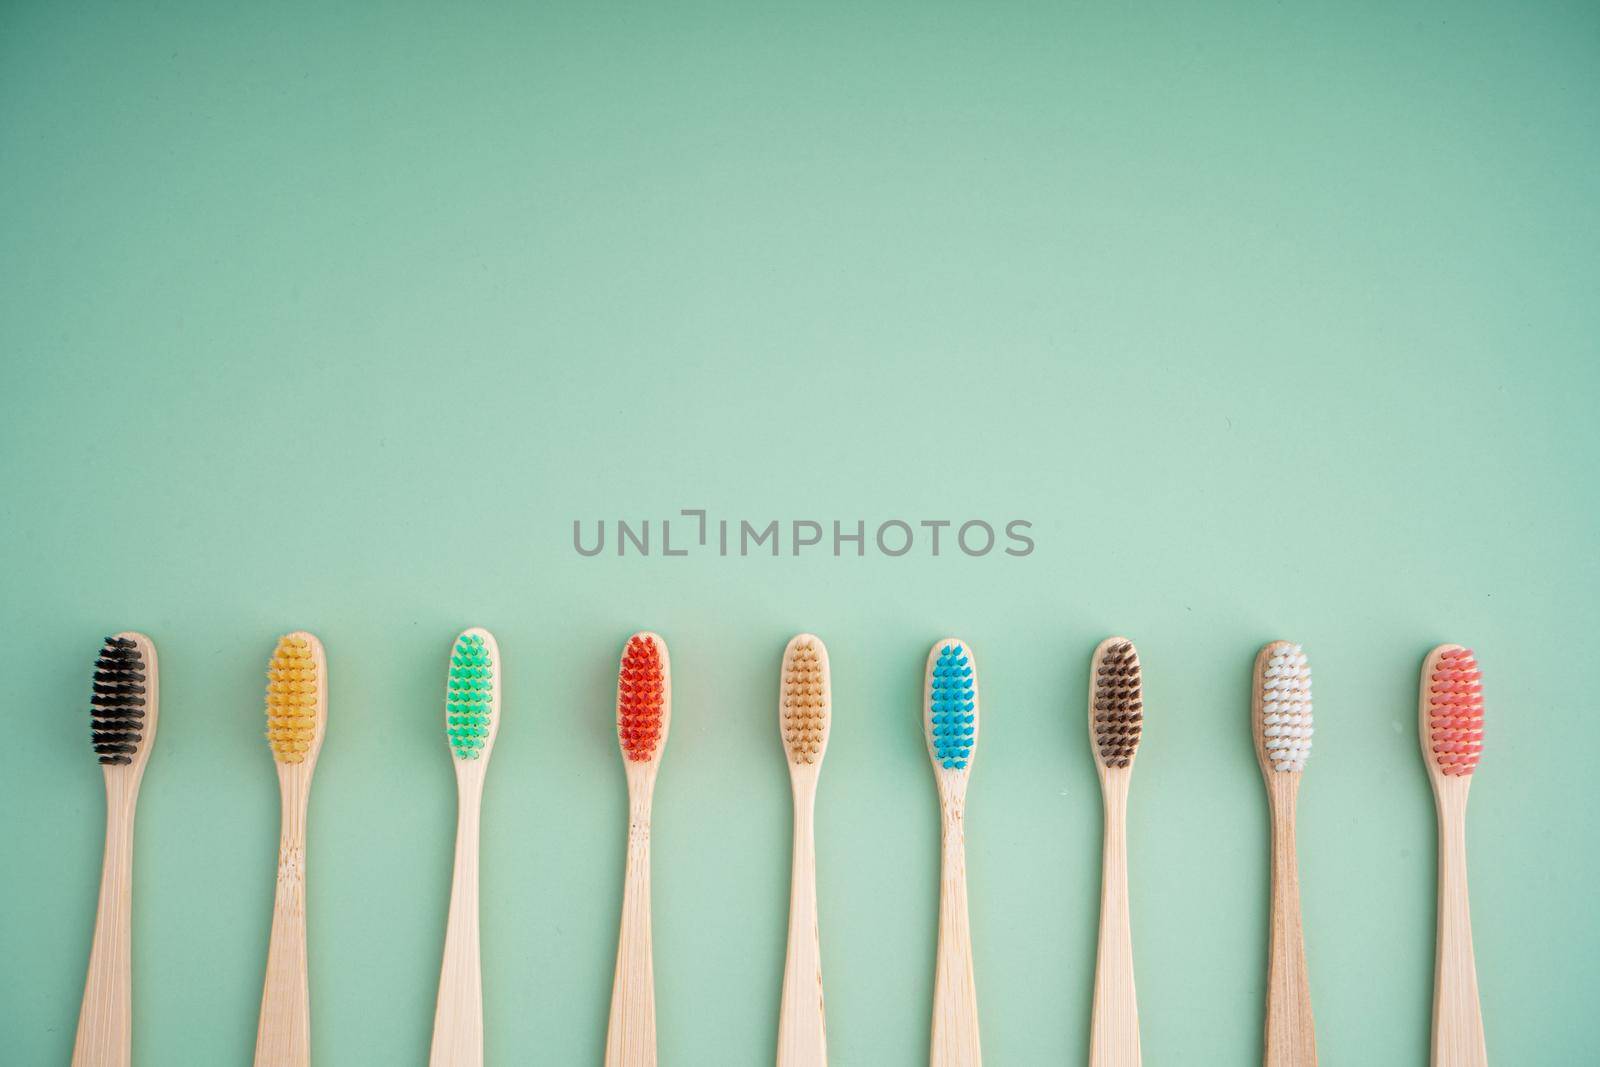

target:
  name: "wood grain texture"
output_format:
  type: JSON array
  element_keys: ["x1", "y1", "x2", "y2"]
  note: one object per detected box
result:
[
  {"x1": 924, "y1": 638, "x2": 981, "y2": 1067},
  {"x1": 1088, "y1": 636, "x2": 1141, "y2": 1067},
  {"x1": 777, "y1": 634, "x2": 831, "y2": 1067},
  {"x1": 1420, "y1": 645, "x2": 1487, "y2": 1067},
  {"x1": 605, "y1": 632, "x2": 671, "y2": 1067},
  {"x1": 431, "y1": 628, "x2": 502, "y2": 1067},
  {"x1": 73, "y1": 632, "x2": 159, "y2": 1067},
  {"x1": 255, "y1": 632, "x2": 327, "y2": 1067},
  {"x1": 1252, "y1": 642, "x2": 1316, "y2": 1067}
]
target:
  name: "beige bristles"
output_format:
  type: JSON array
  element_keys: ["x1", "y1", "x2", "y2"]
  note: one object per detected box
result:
[{"x1": 780, "y1": 635, "x2": 831, "y2": 766}]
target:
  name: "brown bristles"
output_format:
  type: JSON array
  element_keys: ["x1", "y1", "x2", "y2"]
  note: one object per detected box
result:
[
  {"x1": 617, "y1": 633, "x2": 666, "y2": 762},
  {"x1": 781, "y1": 636, "x2": 830, "y2": 766},
  {"x1": 1093, "y1": 639, "x2": 1143, "y2": 768}
]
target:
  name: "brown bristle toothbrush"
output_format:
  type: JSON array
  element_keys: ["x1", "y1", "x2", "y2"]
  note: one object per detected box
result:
[
  {"x1": 605, "y1": 632, "x2": 671, "y2": 1067},
  {"x1": 73, "y1": 633, "x2": 160, "y2": 1067},
  {"x1": 1420, "y1": 645, "x2": 1487, "y2": 1066},
  {"x1": 777, "y1": 634, "x2": 832, "y2": 1066},
  {"x1": 254, "y1": 632, "x2": 328, "y2": 1067},
  {"x1": 1252, "y1": 641, "x2": 1316, "y2": 1066},
  {"x1": 1088, "y1": 637, "x2": 1143, "y2": 1067},
  {"x1": 924, "y1": 638, "x2": 982, "y2": 1066}
]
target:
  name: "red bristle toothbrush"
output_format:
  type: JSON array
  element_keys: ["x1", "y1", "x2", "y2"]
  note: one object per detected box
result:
[
  {"x1": 1420, "y1": 645, "x2": 1487, "y2": 1066},
  {"x1": 605, "y1": 632, "x2": 672, "y2": 1067}
]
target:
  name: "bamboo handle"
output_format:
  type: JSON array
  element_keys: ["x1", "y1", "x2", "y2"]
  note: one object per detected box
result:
[
  {"x1": 778, "y1": 786, "x2": 827, "y2": 1066},
  {"x1": 1089, "y1": 780, "x2": 1140, "y2": 1067},
  {"x1": 73, "y1": 774, "x2": 138, "y2": 1067},
  {"x1": 1264, "y1": 787, "x2": 1315, "y2": 1067},
  {"x1": 605, "y1": 794, "x2": 657, "y2": 1067},
  {"x1": 930, "y1": 796, "x2": 981, "y2": 1067},
  {"x1": 256, "y1": 791, "x2": 312, "y2": 1067},
  {"x1": 431, "y1": 777, "x2": 485, "y2": 1067},
  {"x1": 1432, "y1": 790, "x2": 1486, "y2": 1067}
]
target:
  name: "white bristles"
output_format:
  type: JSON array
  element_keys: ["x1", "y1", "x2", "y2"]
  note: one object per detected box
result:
[{"x1": 1261, "y1": 644, "x2": 1313, "y2": 773}]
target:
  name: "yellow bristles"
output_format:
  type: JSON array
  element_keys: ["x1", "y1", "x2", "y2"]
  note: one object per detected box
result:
[
  {"x1": 265, "y1": 634, "x2": 319, "y2": 763},
  {"x1": 781, "y1": 637, "x2": 830, "y2": 765}
]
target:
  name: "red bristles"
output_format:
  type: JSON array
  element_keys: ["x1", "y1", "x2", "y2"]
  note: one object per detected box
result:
[
  {"x1": 1428, "y1": 647, "x2": 1484, "y2": 776},
  {"x1": 617, "y1": 635, "x2": 665, "y2": 762}
]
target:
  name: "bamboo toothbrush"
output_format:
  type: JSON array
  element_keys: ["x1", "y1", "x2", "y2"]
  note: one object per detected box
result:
[
  {"x1": 73, "y1": 633, "x2": 160, "y2": 1067},
  {"x1": 924, "y1": 638, "x2": 982, "y2": 1067},
  {"x1": 431, "y1": 628, "x2": 502, "y2": 1067},
  {"x1": 605, "y1": 631, "x2": 672, "y2": 1067},
  {"x1": 1420, "y1": 645, "x2": 1487, "y2": 1066},
  {"x1": 255, "y1": 632, "x2": 328, "y2": 1067},
  {"x1": 777, "y1": 634, "x2": 832, "y2": 1067},
  {"x1": 1252, "y1": 641, "x2": 1316, "y2": 1067},
  {"x1": 1088, "y1": 638, "x2": 1144, "y2": 1067}
]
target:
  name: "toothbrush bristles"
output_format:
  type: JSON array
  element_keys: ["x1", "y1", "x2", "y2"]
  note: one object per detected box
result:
[{"x1": 1261, "y1": 643, "x2": 1312, "y2": 773}]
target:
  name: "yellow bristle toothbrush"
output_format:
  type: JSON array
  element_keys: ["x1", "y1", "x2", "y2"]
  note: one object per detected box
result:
[
  {"x1": 924, "y1": 638, "x2": 982, "y2": 1067},
  {"x1": 254, "y1": 632, "x2": 328, "y2": 1067},
  {"x1": 777, "y1": 634, "x2": 832, "y2": 1066},
  {"x1": 605, "y1": 632, "x2": 672, "y2": 1067},
  {"x1": 430, "y1": 628, "x2": 502, "y2": 1066},
  {"x1": 73, "y1": 633, "x2": 160, "y2": 1067}
]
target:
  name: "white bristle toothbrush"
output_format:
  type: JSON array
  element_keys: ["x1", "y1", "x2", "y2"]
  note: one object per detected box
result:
[
  {"x1": 777, "y1": 634, "x2": 832, "y2": 1066},
  {"x1": 73, "y1": 633, "x2": 160, "y2": 1067},
  {"x1": 430, "y1": 628, "x2": 502, "y2": 1067},
  {"x1": 605, "y1": 632, "x2": 672, "y2": 1067},
  {"x1": 1252, "y1": 641, "x2": 1316, "y2": 1066},
  {"x1": 1088, "y1": 638, "x2": 1144, "y2": 1067},
  {"x1": 255, "y1": 632, "x2": 328, "y2": 1067},
  {"x1": 1419, "y1": 645, "x2": 1487, "y2": 1066},
  {"x1": 924, "y1": 638, "x2": 982, "y2": 1067}
]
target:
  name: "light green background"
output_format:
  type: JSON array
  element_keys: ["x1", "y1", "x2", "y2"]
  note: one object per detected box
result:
[{"x1": 2, "y1": 1, "x2": 1596, "y2": 1063}]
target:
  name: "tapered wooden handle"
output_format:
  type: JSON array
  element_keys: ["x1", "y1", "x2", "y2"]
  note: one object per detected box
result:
[
  {"x1": 1432, "y1": 794, "x2": 1486, "y2": 1067},
  {"x1": 778, "y1": 789, "x2": 827, "y2": 1066},
  {"x1": 431, "y1": 783, "x2": 485, "y2": 1067},
  {"x1": 1090, "y1": 782, "x2": 1140, "y2": 1067},
  {"x1": 930, "y1": 798, "x2": 981, "y2": 1067},
  {"x1": 256, "y1": 816, "x2": 311, "y2": 1066},
  {"x1": 1264, "y1": 790, "x2": 1316, "y2": 1067},
  {"x1": 73, "y1": 779, "x2": 137, "y2": 1067},
  {"x1": 606, "y1": 797, "x2": 657, "y2": 1067}
]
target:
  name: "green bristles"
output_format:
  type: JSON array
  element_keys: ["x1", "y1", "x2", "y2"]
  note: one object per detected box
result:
[{"x1": 446, "y1": 632, "x2": 493, "y2": 759}]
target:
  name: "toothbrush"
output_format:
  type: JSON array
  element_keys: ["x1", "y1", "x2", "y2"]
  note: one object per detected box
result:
[
  {"x1": 605, "y1": 632, "x2": 672, "y2": 1067},
  {"x1": 1419, "y1": 645, "x2": 1487, "y2": 1066},
  {"x1": 1088, "y1": 638, "x2": 1143, "y2": 1067},
  {"x1": 255, "y1": 632, "x2": 328, "y2": 1067},
  {"x1": 924, "y1": 638, "x2": 982, "y2": 1067},
  {"x1": 777, "y1": 634, "x2": 832, "y2": 1067},
  {"x1": 430, "y1": 628, "x2": 502, "y2": 1067},
  {"x1": 73, "y1": 633, "x2": 160, "y2": 1067},
  {"x1": 1252, "y1": 641, "x2": 1316, "y2": 1066}
]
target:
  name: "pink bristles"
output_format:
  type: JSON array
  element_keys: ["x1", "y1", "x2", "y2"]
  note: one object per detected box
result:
[{"x1": 1428, "y1": 647, "x2": 1484, "y2": 775}]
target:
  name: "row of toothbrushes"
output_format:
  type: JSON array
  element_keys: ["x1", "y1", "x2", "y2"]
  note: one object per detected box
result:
[{"x1": 73, "y1": 629, "x2": 1487, "y2": 1067}]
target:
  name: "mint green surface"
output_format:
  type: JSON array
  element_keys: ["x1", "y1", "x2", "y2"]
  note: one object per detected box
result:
[{"x1": 2, "y1": 2, "x2": 1597, "y2": 1063}]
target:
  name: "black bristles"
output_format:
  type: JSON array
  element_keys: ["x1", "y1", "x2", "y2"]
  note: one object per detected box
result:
[{"x1": 90, "y1": 636, "x2": 146, "y2": 765}]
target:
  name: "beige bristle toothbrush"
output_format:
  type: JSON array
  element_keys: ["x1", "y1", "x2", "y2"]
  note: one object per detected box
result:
[
  {"x1": 1419, "y1": 645, "x2": 1487, "y2": 1066},
  {"x1": 605, "y1": 632, "x2": 672, "y2": 1067},
  {"x1": 73, "y1": 633, "x2": 160, "y2": 1067},
  {"x1": 430, "y1": 628, "x2": 502, "y2": 1066},
  {"x1": 924, "y1": 638, "x2": 982, "y2": 1067},
  {"x1": 1088, "y1": 637, "x2": 1144, "y2": 1066},
  {"x1": 777, "y1": 634, "x2": 832, "y2": 1066},
  {"x1": 1252, "y1": 641, "x2": 1316, "y2": 1066},
  {"x1": 254, "y1": 632, "x2": 328, "y2": 1067}
]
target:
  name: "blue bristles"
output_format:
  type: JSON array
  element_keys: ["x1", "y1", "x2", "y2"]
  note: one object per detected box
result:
[{"x1": 929, "y1": 643, "x2": 975, "y2": 769}]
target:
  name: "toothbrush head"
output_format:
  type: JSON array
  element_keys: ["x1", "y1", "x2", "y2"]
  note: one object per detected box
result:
[
  {"x1": 617, "y1": 632, "x2": 670, "y2": 763},
  {"x1": 1254, "y1": 641, "x2": 1312, "y2": 775},
  {"x1": 446, "y1": 628, "x2": 500, "y2": 763},
  {"x1": 1421, "y1": 644, "x2": 1483, "y2": 778},
  {"x1": 925, "y1": 638, "x2": 979, "y2": 777},
  {"x1": 1090, "y1": 637, "x2": 1143, "y2": 772},
  {"x1": 90, "y1": 633, "x2": 158, "y2": 768},
  {"x1": 265, "y1": 632, "x2": 326, "y2": 766},
  {"x1": 780, "y1": 634, "x2": 831, "y2": 768}
]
